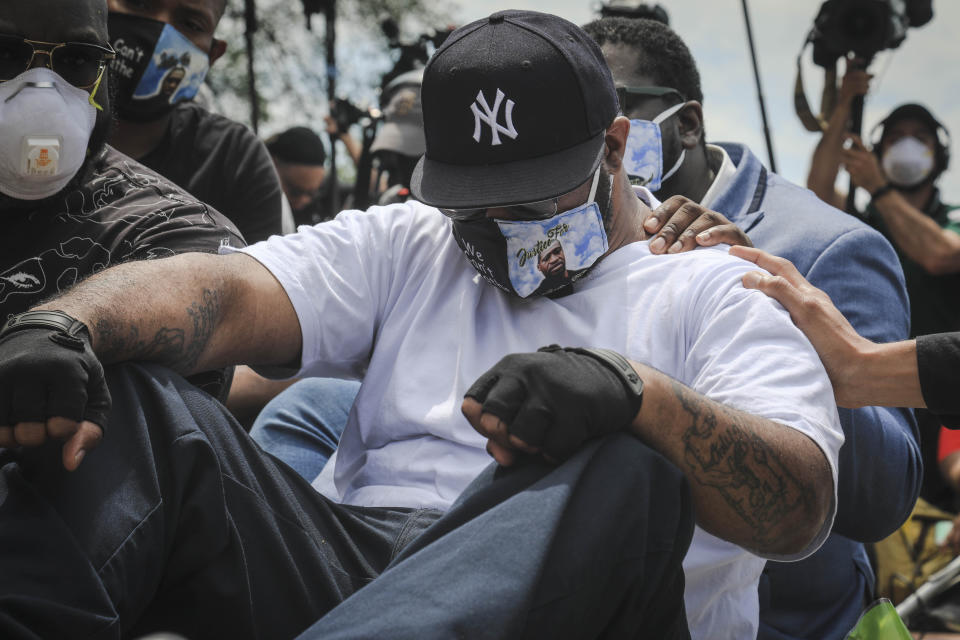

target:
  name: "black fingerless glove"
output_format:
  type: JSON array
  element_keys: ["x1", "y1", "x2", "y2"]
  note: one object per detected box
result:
[
  {"x1": 465, "y1": 345, "x2": 644, "y2": 462},
  {"x1": 0, "y1": 310, "x2": 110, "y2": 429}
]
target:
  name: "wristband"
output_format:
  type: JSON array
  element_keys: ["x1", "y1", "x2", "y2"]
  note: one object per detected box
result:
[
  {"x1": 540, "y1": 344, "x2": 644, "y2": 409},
  {"x1": 870, "y1": 183, "x2": 894, "y2": 203},
  {"x1": 0, "y1": 310, "x2": 90, "y2": 340}
]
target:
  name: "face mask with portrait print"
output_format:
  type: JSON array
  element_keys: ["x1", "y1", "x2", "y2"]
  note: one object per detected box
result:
[
  {"x1": 108, "y1": 12, "x2": 210, "y2": 123},
  {"x1": 451, "y1": 169, "x2": 610, "y2": 299},
  {"x1": 882, "y1": 136, "x2": 936, "y2": 188},
  {"x1": 623, "y1": 101, "x2": 687, "y2": 191}
]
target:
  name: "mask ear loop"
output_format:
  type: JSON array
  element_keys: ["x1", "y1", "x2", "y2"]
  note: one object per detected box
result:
[
  {"x1": 587, "y1": 162, "x2": 602, "y2": 203},
  {"x1": 654, "y1": 101, "x2": 688, "y2": 184},
  {"x1": 653, "y1": 101, "x2": 687, "y2": 125},
  {"x1": 88, "y1": 67, "x2": 105, "y2": 111}
]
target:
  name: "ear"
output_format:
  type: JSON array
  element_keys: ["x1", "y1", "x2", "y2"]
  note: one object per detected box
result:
[
  {"x1": 676, "y1": 101, "x2": 705, "y2": 150},
  {"x1": 603, "y1": 116, "x2": 631, "y2": 173},
  {"x1": 209, "y1": 38, "x2": 227, "y2": 66}
]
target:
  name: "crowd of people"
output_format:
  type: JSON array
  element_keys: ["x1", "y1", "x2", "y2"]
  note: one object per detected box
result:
[{"x1": 0, "y1": 1, "x2": 957, "y2": 639}]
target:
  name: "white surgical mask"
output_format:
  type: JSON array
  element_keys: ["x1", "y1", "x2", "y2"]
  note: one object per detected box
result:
[
  {"x1": 623, "y1": 102, "x2": 687, "y2": 191},
  {"x1": 0, "y1": 67, "x2": 97, "y2": 201},
  {"x1": 882, "y1": 136, "x2": 935, "y2": 188}
]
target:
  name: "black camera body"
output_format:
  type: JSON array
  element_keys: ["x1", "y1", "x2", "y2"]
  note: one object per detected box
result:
[{"x1": 810, "y1": 0, "x2": 932, "y2": 67}]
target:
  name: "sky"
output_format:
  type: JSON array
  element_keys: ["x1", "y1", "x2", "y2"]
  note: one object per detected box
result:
[{"x1": 443, "y1": 0, "x2": 960, "y2": 203}]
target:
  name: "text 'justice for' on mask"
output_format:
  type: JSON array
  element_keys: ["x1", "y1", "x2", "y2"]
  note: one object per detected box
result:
[{"x1": 452, "y1": 168, "x2": 610, "y2": 298}]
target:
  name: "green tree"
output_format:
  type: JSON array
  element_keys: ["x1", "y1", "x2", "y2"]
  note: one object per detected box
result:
[{"x1": 209, "y1": 0, "x2": 454, "y2": 132}]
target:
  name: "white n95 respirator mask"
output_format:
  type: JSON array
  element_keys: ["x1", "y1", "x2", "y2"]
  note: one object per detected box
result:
[
  {"x1": 0, "y1": 67, "x2": 97, "y2": 200},
  {"x1": 882, "y1": 136, "x2": 936, "y2": 188}
]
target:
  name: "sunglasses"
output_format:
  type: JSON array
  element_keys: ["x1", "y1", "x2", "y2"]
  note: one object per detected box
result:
[
  {"x1": 439, "y1": 164, "x2": 602, "y2": 222},
  {"x1": 0, "y1": 34, "x2": 116, "y2": 89},
  {"x1": 439, "y1": 196, "x2": 559, "y2": 222},
  {"x1": 616, "y1": 85, "x2": 685, "y2": 115}
]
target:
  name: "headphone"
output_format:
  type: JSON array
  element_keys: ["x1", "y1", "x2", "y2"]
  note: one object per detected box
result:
[{"x1": 869, "y1": 103, "x2": 951, "y2": 180}]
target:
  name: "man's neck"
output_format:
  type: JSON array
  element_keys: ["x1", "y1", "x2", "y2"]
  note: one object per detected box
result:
[
  {"x1": 658, "y1": 145, "x2": 715, "y2": 204},
  {"x1": 108, "y1": 114, "x2": 172, "y2": 161}
]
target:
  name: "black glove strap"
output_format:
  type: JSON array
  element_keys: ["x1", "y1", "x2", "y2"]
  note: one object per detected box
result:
[
  {"x1": 1, "y1": 310, "x2": 90, "y2": 340},
  {"x1": 540, "y1": 345, "x2": 645, "y2": 409},
  {"x1": 570, "y1": 347, "x2": 645, "y2": 402}
]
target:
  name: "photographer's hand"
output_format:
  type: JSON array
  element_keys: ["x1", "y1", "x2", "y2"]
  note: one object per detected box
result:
[
  {"x1": 838, "y1": 64, "x2": 871, "y2": 108},
  {"x1": 841, "y1": 134, "x2": 887, "y2": 194},
  {"x1": 0, "y1": 312, "x2": 109, "y2": 470},
  {"x1": 324, "y1": 112, "x2": 362, "y2": 167},
  {"x1": 461, "y1": 346, "x2": 644, "y2": 465}
]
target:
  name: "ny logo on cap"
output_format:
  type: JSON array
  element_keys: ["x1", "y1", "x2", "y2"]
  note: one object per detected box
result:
[{"x1": 471, "y1": 89, "x2": 518, "y2": 146}]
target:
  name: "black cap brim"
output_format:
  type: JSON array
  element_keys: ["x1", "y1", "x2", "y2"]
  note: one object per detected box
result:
[{"x1": 410, "y1": 132, "x2": 605, "y2": 209}]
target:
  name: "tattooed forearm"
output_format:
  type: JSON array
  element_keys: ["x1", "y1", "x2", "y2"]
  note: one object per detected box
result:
[
  {"x1": 182, "y1": 288, "x2": 222, "y2": 370},
  {"x1": 671, "y1": 380, "x2": 818, "y2": 548},
  {"x1": 93, "y1": 288, "x2": 223, "y2": 372}
]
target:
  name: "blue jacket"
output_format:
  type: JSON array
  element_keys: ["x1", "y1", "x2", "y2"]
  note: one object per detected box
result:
[{"x1": 712, "y1": 143, "x2": 922, "y2": 640}]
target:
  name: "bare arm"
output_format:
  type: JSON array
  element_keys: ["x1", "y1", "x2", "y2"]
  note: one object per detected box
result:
[
  {"x1": 626, "y1": 362, "x2": 832, "y2": 556},
  {"x1": 464, "y1": 358, "x2": 834, "y2": 557},
  {"x1": 35, "y1": 252, "x2": 302, "y2": 374},
  {"x1": 325, "y1": 115, "x2": 362, "y2": 167},
  {"x1": 806, "y1": 68, "x2": 871, "y2": 209},
  {"x1": 871, "y1": 191, "x2": 960, "y2": 274}
]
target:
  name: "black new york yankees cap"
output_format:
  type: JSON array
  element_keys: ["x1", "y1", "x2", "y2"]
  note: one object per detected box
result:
[{"x1": 410, "y1": 10, "x2": 619, "y2": 209}]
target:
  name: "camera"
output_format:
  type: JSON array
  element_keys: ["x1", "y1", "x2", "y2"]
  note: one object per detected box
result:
[
  {"x1": 809, "y1": 0, "x2": 932, "y2": 67},
  {"x1": 379, "y1": 19, "x2": 455, "y2": 91},
  {"x1": 329, "y1": 98, "x2": 375, "y2": 134}
]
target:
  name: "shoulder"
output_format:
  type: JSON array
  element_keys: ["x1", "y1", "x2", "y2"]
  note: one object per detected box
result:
[
  {"x1": 70, "y1": 146, "x2": 242, "y2": 239},
  {"x1": 170, "y1": 103, "x2": 263, "y2": 151},
  {"x1": 315, "y1": 200, "x2": 450, "y2": 247}
]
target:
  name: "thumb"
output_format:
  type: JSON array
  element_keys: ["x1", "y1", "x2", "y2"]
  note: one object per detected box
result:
[{"x1": 62, "y1": 421, "x2": 103, "y2": 471}]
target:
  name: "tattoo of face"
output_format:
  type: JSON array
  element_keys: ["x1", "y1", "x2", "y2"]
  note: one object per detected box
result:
[
  {"x1": 671, "y1": 380, "x2": 816, "y2": 548},
  {"x1": 94, "y1": 288, "x2": 222, "y2": 372}
]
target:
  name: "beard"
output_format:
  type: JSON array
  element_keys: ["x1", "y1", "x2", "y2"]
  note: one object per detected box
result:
[
  {"x1": 595, "y1": 168, "x2": 615, "y2": 234},
  {"x1": 57, "y1": 71, "x2": 117, "y2": 197}
]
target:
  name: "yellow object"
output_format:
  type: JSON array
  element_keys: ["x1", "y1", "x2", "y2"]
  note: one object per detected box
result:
[{"x1": 872, "y1": 497, "x2": 956, "y2": 604}]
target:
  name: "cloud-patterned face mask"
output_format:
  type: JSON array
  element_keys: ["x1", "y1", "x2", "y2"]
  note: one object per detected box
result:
[
  {"x1": 624, "y1": 101, "x2": 687, "y2": 191},
  {"x1": 108, "y1": 12, "x2": 211, "y2": 123},
  {"x1": 451, "y1": 168, "x2": 609, "y2": 298}
]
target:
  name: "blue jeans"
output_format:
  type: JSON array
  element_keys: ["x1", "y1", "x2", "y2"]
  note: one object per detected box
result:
[
  {"x1": 250, "y1": 377, "x2": 360, "y2": 481},
  {"x1": 0, "y1": 363, "x2": 695, "y2": 639}
]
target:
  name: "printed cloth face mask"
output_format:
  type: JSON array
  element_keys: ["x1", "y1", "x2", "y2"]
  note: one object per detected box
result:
[
  {"x1": 108, "y1": 12, "x2": 211, "y2": 122},
  {"x1": 623, "y1": 101, "x2": 687, "y2": 191},
  {"x1": 0, "y1": 67, "x2": 97, "y2": 200},
  {"x1": 451, "y1": 167, "x2": 610, "y2": 298},
  {"x1": 882, "y1": 136, "x2": 935, "y2": 187}
]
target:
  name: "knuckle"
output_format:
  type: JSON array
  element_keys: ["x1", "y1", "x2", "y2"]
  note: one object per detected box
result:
[
  {"x1": 664, "y1": 194, "x2": 690, "y2": 208},
  {"x1": 703, "y1": 210, "x2": 723, "y2": 224},
  {"x1": 660, "y1": 222, "x2": 681, "y2": 237},
  {"x1": 678, "y1": 202, "x2": 702, "y2": 217}
]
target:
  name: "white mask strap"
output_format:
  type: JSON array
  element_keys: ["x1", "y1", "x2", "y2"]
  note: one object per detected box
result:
[
  {"x1": 662, "y1": 149, "x2": 686, "y2": 183},
  {"x1": 653, "y1": 101, "x2": 686, "y2": 125},
  {"x1": 587, "y1": 164, "x2": 602, "y2": 203}
]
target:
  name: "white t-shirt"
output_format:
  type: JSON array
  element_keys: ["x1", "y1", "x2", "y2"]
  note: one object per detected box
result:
[{"x1": 231, "y1": 201, "x2": 843, "y2": 639}]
